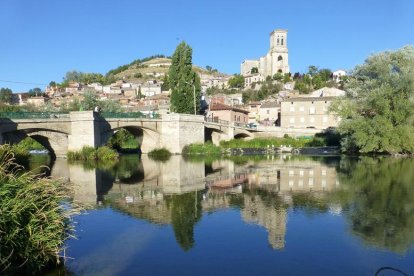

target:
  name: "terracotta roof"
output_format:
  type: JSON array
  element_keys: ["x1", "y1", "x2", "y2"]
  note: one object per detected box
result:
[{"x1": 210, "y1": 103, "x2": 249, "y2": 114}]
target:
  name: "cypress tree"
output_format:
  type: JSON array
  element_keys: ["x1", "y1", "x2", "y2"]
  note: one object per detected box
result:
[{"x1": 169, "y1": 42, "x2": 201, "y2": 114}]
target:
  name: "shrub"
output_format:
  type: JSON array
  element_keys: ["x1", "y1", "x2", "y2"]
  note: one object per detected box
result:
[
  {"x1": 148, "y1": 148, "x2": 172, "y2": 162},
  {"x1": 67, "y1": 146, "x2": 118, "y2": 161},
  {"x1": 182, "y1": 142, "x2": 222, "y2": 156},
  {"x1": 0, "y1": 145, "x2": 80, "y2": 273}
]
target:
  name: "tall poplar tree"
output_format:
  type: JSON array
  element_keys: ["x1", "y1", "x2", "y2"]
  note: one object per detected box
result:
[{"x1": 169, "y1": 42, "x2": 201, "y2": 114}]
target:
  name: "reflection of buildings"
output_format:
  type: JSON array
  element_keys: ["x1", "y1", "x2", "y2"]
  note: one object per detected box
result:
[
  {"x1": 55, "y1": 154, "x2": 341, "y2": 251},
  {"x1": 242, "y1": 197, "x2": 287, "y2": 249},
  {"x1": 246, "y1": 156, "x2": 339, "y2": 193}
]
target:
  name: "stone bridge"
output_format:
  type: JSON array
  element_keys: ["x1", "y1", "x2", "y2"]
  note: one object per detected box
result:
[{"x1": 0, "y1": 111, "x2": 259, "y2": 158}]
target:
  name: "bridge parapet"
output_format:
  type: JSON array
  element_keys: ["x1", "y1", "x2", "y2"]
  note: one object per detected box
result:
[{"x1": 0, "y1": 112, "x2": 69, "y2": 119}]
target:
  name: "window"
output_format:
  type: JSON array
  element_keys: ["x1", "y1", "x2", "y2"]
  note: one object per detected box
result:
[
  {"x1": 299, "y1": 106, "x2": 304, "y2": 112},
  {"x1": 298, "y1": 180, "x2": 303, "y2": 187},
  {"x1": 277, "y1": 38, "x2": 279, "y2": 45},
  {"x1": 281, "y1": 38, "x2": 284, "y2": 45},
  {"x1": 309, "y1": 107, "x2": 315, "y2": 114},
  {"x1": 309, "y1": 178, "x2": 314, "y2": 187},
  {"x1": 289, "y1": 170, "x2": 294, "y2": 176},
  {"x1": 310, "y1": 117, "x2": 315, "y2": 123},
  {"x1": 299, "y1": 170, "x2": 304, "y2": 176},
  {"x1": 290, "y1": 106, "x2": 295, "y2": 112},
  {"x1": 300, "y1": 117, "x2": 305, "y2": 123},
  {"x1": 322, "y1": 170, "x2": 326, "y2": 176},
  {"x1": 323, "y1": 116, "x2": 328, "y2": 123},
  {"x1": 267, "y1": 110, "x2": 270, "y2": 114},
  {"x1": 289, "y1": 117, "x2": 295, "y2": 123}
]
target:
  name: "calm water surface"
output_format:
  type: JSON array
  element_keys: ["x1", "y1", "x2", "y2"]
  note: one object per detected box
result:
[{"x1": 41, "y1": 154, "x2": 414, "y2": 275}]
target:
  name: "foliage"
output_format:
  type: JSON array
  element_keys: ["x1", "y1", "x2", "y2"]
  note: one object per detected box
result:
[
  {"x1": 107, "y1": 129, "x2": 139, "y2": 150},
  {"x1": 17, "y1": 137, "x2": 45, "y2": 151},
  {"x1": 242, "y1": 80, "x2": 282, "y2": 102},
  {"x1": 0, "y1": 145, "x2": 79, "y2": 273},
  {"x1": 250, "y1": 67, "x2": 259, "y2": 74},
  {"x1": 332, "y1": 46, "x2": 414, "y2": 154},
  {"x1": 148, "y1": 148, "x2": 172, "y2": 162},
  {"x1": 106, "y1": 54, "x2": 169, "y2": 77},
  {"x1": 165, "y1": 192, "x2": 203, "y2": 251},
  {"x1": 228, "y1": 74, "x2": 245, "y2": 89},
  {"x1": 28, "y1": 88, "x2": 44, "y2": 97},
  {"x1": 67, "y1": 146, "x2": 118, "y2": 161},
  {"x1": 0, "y1": 88, "x2": 13, "y2": 104},
  {"x1": 336, "y1": 157, "x2": 414, "y2": 253},
  {"x1": 182, "y1": 142, "x2": 222, "y2": 156},
  {"x1": 219, "y1": 136, "x2": 328, "y2": 149},
  {"x1": 169, "y1": 42, "x2": 201, "y2": 114},
  {"x1": 161, "y1": 75, "x2": 170, "y2": 91}
]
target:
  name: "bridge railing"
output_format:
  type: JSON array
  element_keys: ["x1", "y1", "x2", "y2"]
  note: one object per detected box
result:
[
  {"x1": 100, "y1": 112, "x2": 161, "y2": 119},
  {"x1": 0, "y1": 112, "x2": 70, "y2": 119},
  {"x1": 234, "y1": 122, "x2": 257, "y2": 129},
  {"x1": 204, "y1": 117, "x2": 230, "y2": 125}
]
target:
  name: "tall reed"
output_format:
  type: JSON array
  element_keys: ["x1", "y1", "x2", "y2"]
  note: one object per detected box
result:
[{"x1": 0, "y1": 145, "x2": 79, "y2": 273}]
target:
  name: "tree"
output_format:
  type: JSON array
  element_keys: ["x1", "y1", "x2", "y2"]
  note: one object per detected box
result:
[
  {"x1": 0, "y1": 88, "x2": 13, "y2": 104},
  {"x1": 28, "y1": 87, "x2": 43, "y2": 97},
  {"x1": 206, "y1": 65, "x2": 212, "y2": 72},
  {"x1": 273, "y1": 72, "x2": 283, "y2": 81},
  {"x1": 333, "y1": 46, "x2": 414, "y2": 154},
  {"x1": 81, "y1": 90, "x2": 99, "y2": 110},
  {"x1": 161, "y1": 75, "x2": 169, "y2": 91},
  {"x1": 169, "y1": 42, "x2": 201, "y2": 114},
  {"x1": 228, "y1": 74, "x2": 245, "y2": 89},
  {"x1": 308, "y1": 65, "x2": 318, "y2": 76},
  {"x1": 250, "y1": 67, "x2": 259, "y2": 74},
  {"x1": 283, "y1": 73, "x2": 291, "y2": 83}
]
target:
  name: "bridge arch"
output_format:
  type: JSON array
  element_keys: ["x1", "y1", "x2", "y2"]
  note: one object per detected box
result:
[
  {"x1": 101, "y1": 125, "x2": 161, "y2": 154},
  {"x1": 1, "y1": 128, "x2": 69, "y2": 159}
]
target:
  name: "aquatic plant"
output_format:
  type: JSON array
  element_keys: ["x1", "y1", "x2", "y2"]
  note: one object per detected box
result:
[{"x1": 0, "y1": 145, "x2": 79, "y2": 273}]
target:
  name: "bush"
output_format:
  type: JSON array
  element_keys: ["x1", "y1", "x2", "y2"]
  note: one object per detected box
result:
[
  {"x1": 0, "y1": 145, "x2": 79, "y2": 273},
  {"x1": 148, "y1": 148, "x2": 172, "y2": 162},
  {"x1": 67, "y1": 146, "x2": 118, "y2": 161},
  {"x1": 182, "y1": 142, "x2": 222, "y2": 156}
]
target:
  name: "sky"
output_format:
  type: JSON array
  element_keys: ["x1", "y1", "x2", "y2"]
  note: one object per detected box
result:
[{"x1": 1, "y1": 0, "x2": 413, "y2": 92}]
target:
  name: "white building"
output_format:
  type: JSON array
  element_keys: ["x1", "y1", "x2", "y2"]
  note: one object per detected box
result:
[
  {"x1": 241, "y1": 29, "x2": 290, "y2": 78},
  {"x1": 333, "y1": 70, "x2": 347, "y2": 83}
]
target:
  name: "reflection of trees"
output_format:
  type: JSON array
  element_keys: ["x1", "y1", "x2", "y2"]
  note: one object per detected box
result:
[
  {"x1": 337, "y1": 157, "x2": 414, "y2": 254},
  {"x1": 165, "y1": 192, "x2": 203, "y2": 251},
  {"x1": 105, "y1": 155, "x2": 144, "y2": 184}
]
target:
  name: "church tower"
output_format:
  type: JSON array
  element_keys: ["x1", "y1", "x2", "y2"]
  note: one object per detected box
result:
[{"x1": 269, "y1": 29, "x2": 289, "y2": 75}]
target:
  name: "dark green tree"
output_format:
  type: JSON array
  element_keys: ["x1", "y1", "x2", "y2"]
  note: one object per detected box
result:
[
  {"x1": 28, "y1": 87, "x2": 43, "y2": 97},
  {"x1": 250, "y1": 67, "x2": 259, "y2": 74},
  {"x1": 169, "y1": 42, "x2": 201, "y2": 114},
  {"x1": 0, "y1": 88, "x2": 13, "y2": 104},
  {"x1": 161, "y1": 75, "x2": 170, "y2": 91},
  {"x1": 228, "y1": 74, "x2": 245, "y2": 89},
  {"x1": 165, "y1": 192, "x2": 202, "y2": 251},
  {"x1": 332, "y1": 46, "x2": 414, "y2": 154}
]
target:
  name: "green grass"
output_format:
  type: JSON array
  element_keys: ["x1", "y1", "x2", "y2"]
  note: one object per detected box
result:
[
  {"x1": 219, "y1": 136, "x2": 328, "y2": 149},
  {"x1": 182, "y1": 142, "x2": 222, "y2": 156},
  {"x1": 67, "y1": 146, "x2": 119, "y2": 161},
  {"x1": 0, "y1": 145, "x2": 80, "y2": 273},
  {"x1": 148, "y1": 148, "x2": 172, "y2": 162}
]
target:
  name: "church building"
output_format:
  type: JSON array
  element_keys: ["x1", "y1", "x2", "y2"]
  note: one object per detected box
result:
[{"x1": 241, "y1": 29, "x2": 290, "y2": 78}]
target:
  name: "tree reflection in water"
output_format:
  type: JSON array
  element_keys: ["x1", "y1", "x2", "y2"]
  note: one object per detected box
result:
[
  {"x1": 337, "y1": 157, "x2": 414, "y2": 254},
  {"x1": 165, "y1": 192, "x2": 203, "y2": 251}
]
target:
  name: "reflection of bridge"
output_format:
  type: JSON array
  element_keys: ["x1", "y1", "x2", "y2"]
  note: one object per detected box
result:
[{"x1": 0, "y1": 111, "x2": 259, "y2": 157}]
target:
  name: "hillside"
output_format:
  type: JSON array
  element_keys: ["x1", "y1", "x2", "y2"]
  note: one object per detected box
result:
[{"x1": 109, "y1": 56, "x2": 229, "y2": 83}]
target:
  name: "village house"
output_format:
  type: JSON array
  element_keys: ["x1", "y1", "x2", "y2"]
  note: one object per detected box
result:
[
  {"x1": 209, "y1": 103, "x2": 249, "y2": 123},
  {"x1": 246, "y1": 101, "x2": 262, "y2": 123},
  {"x1": 280, "y1": 96, "x2": 340, "y2": 129},
  {"x1": 244, "y1": 73, "x2": 265, "y2": 87},
  {"x1": 27, "y1": 96, "x2": 46, "y2": 107},
  {"x1": 258, "y1": 101, "x2": 280, "y2": 126}
]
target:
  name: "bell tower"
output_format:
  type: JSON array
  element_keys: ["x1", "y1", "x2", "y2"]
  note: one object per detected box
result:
[{"x1": 269, "y1": 29, "x2": 289, "y2": 75}]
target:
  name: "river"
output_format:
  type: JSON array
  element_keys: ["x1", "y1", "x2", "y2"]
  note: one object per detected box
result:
[{"x1": 31, "y1": 154, "x2": 414, "y2": 275}]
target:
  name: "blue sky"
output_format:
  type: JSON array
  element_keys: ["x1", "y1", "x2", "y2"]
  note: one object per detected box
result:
[{"x1": 1, "y1": 0, "x2": 413, "y2": 92}]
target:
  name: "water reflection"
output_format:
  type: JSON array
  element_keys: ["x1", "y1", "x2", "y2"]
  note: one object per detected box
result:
[{"x1": 51, "y1": 154, "x2": 414, "y2": 255}]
